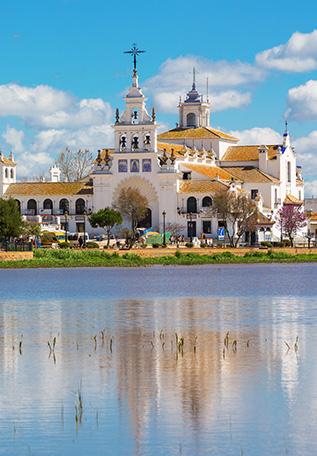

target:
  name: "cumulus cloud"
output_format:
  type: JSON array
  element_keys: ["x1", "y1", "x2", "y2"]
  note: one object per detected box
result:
[
  {"x1": 144, "y1": 56, "x2": 264, "y2": 114},
  {"x1": 0, "y1": 83, "x2": 114, "y2": 178},
  {"x1": 256, "y1": 30, "x2": 317, "y2": 72},
  {"x1": 286, "y1": 80, "x2": 317, "y2": 121},
  {"x1": 3, "y1": 127, "x2": 25, "y2": 153},
  {"x1": 229, "y1": 127, "x2": 282, "y2": 145},
  {"x1": 304, "y1": 180, "x2": 317, "y2": 197},
  {"x1": 0, "y1": 83, "x2": 112, "y2": 129},
  {"x1": 293, "y1": 130, "x2": 317, "y2": 176}
]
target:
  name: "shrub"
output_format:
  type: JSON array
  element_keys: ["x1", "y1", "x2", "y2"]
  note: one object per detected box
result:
[
  {"x1": 175, "y1": 250, "x2": 182, "y2": 258},
  {"x1": 261, "y1": 241, "x2": 272, "y2": 248},
  {"x1": 185, "y1": 242, "x2": 193, "y2": 248},
  {"x1": 85, "y1": 241, "x2": 99, "y2": 249},
  {"x1": 58, "y1": 241, "x2": 71, "y2": 249},
  {"x1": 200, "y1": 243, "x2": 207, "y2": 248},
  {"x1": 152, "y1": 243, "x2": 161, "y2": 248}
]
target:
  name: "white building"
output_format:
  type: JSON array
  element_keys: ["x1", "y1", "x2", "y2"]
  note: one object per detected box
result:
[{"x1": 0, "y1": 58, "x2": 305, "y2": 244}]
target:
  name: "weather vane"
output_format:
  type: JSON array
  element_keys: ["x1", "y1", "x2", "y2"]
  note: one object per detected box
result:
[{"x1": 124, "y1": 44, "x2": 146, "y2": 71}]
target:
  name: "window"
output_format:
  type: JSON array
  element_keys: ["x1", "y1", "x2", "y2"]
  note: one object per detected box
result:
[
  {"x1": 202, "y1": 196, "x2": 212, "y2": 207},
  {"x1": 182, "y1": 172, "x2": 191, "y2": 180},
  {"x1": 287, "y1": 161, "x2": 291, "y2": 183},
  {"x1": 131, "y1": 135, "x2": 139, "y2": 150},
  {"x1": 10, "y1": 169, "x2": 14, "y2": 179},
  {"x1": 43, "y1": 199, "x2": 53, "y2": 212},
  {"x1": 187, "y1": 197, "x2": 197, "y2": 213},
  {"x1": 251, "y1": 189, "x2": 258, "y2": 200},
  {"x1": 130, "y1": 159, "x2": 139, "y2": 173},
  {"x1": 186, "y1": 113, "x2": 196, "y2": 127},
  {"x1": 27, "y1": 199, "x2": 37, "y2": 215},
  {"x1": 75, "y1": 198, "x2": 85, "y2": 215},
  {"x1": 118, "y1": 159, "x2": 128, "y2": 172},
  {"x1": 119, "y1": 135, "x2": 127, "y2": 151},
  {"x1": 144, "y1": 134, "x2": 151, "y2": 146},
  {"x1": 59, "y1": 198, "x2": 69, "y2": 214},
  {"x1": 76, "y1": 222, "x2": 85, "y2": 233},
  {"x1": 299, "y1": 190, "x2": 302, "y2": 200},
  {"x1": 202, "y1": 220, "x2": 212, "y2": 234},
  {"x1": 4, "y1": 168, "x2": 8, "y2": 179},
  {"x1": 142, "y1": 159, "x2": 151, "y2": 172},
  {"x1": 274, "y1": 188, "x2": 278, "y2": 204}
]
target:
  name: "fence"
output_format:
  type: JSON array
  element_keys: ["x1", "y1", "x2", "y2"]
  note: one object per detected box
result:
[{"x1": 0, "y1": 241, "x2": 33, "y2": 252}]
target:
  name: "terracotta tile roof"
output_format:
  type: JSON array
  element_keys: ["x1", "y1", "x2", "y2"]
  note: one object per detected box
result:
[
  {"x1": 222, "y1": 145, "x2": 280, "y2": 161},
  {"x1": 178, "y1": 180, "x2": 229, "y2": 194},
  {"x1": 183, "y1": 163, "x2": 235, "y2": 181},
  {"x1": 307, "y1": 212, "x2": 317, "y2": 221},
  {"x1": 5, "y1": 181, "x2": 93, "y2": 197},
  {"x1": 223, "y1": 166, "x2": 280, "y2": 184},
  {"x1": 0, "y1": 154, "x2": 15, "y2": 166},
  {"x1": 284, "y1": 194, "x2": 303, "y2": 205},
  {"x1": 158, "y1": 126, "x2": 238, "y2": 142},
  {"x1": 296, "y1": 178, "x2": 304, "y2": 186},
  {"x1": 157, "y1": 142, "x2": 186, "y2": 157},
  {"x1": 250, "y1": 212, "x2": 275, "y2": 226}
]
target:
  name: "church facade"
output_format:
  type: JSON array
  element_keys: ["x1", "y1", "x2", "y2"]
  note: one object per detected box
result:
[{"x1": 0, "y1": 58, "x2": 305, "y2": 243}]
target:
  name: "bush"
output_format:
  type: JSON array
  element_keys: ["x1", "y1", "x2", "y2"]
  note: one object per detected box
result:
[
  {"x1": 175, "y1": 250, "x2": 182, "y2": 258},
  {"x1": 58, "y1": 241, "x2": 71, "y2": 249},
  {"x1": 85, "y1": 241, "x2": 99, "y2": 249},
  {"x1": 200, "y1": 243, "x2": 207, "y2": 248},
  {"x1": 185, "y1": 242, "x2": 193, "y2": 248},
  {"x1": 261, "y1": 241, "x2": 272, "y2": 248},
  {"x1": 152, "y1": 243, "x2": 161, "y2": 248}
]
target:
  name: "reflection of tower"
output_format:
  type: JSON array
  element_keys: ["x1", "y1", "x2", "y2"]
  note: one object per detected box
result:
[{"x1": 178, "y1": 68, "x2": 211, "y2": 129}]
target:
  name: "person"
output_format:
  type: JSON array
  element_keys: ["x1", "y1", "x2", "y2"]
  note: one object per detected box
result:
[{"x1": 78, "y1": 236, "x2": 84, "y2": 248}]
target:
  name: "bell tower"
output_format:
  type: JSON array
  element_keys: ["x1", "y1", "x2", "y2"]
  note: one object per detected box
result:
[
  {"x1": 178, "y1": 68, "x2": 211, "y2": 129},
  {"x1": 113, "y1": 45, "x2": 157, "y2": 154}
]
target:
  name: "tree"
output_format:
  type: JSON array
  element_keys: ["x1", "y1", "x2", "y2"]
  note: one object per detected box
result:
[
  {"x1": 21, "y1": 221, "x2": 41, "y2": 239},
  {"x1": 56, "y1": 147, "x2": 93, "y2": 182},
  {"x1": 0, "y1": 199, "x2": 23, "y2": 241},
  {"x1": 278, "y1": 205, "x2": 306, "y2": 247},
  {"x1": 213, "y1": 190, "x2": 258, "y2": 247},
  {"x1": 115, "y1": 187, "x2": 148, "y2": 233},
  {"x1": 89, "y1": 208, "x2": 123, "y2": 247},
  {"x1": 165, "y1": 223, "x2": 185, "y2": 247}
]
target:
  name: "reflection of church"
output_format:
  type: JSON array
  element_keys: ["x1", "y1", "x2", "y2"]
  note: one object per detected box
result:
[{"x1": 0, "y1": 49, "x2": 304, "y2": 241}]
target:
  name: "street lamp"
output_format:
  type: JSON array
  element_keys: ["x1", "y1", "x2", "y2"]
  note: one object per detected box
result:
[
  {"x1": 83, "y1": 209, "x2": 87, "y2": 248},
  {"x1": 162, "y1": 211, "x2": 166, "y2": 247},
  {"x1": 64, "y1": 210, "x2": 68, "y2": 243},
  {"x1": 189, "y1": 212, "x2": 193, "y2": 243}
]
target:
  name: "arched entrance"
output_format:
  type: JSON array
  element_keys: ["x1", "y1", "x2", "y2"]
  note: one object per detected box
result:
[{"x1": 138, "y1": 208, "x2": 152, "y2": 229}]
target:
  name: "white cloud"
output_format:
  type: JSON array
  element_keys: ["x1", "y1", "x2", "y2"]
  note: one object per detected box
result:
[
  {"x1": 286, "y1": 80, "x2": 317, "y2": 121},
  {"x1": 229, "y1": 127, "x2": 282, "y2": 145},
  {"x1": 0, "y1": 83, "x2": 114, "y2": 178},
  {"x1": 0, "y1": 83, "x2": 112, "y2": 129},
  {"x1": 256, "y1": 30, "x2": 317, "y2": 72},
  {"x1": 305, "y1": 180, "x2": 317, "y2": 197},
  {"x1": 144, "y1": 56, "x2": 264, "y2": 114},
  {"x1": 293, "y1": 130, "x2": 317, "y2": 176},
  {"x1": 3, "y1": 127, "x2": 25, "y2": 153}
]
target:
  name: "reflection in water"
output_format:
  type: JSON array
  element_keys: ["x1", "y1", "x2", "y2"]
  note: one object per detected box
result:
[{"x1": 0, "y1": 267, "x2": 316, "y2": 455}]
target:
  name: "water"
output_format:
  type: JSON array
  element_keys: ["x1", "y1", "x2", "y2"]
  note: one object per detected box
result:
[{"x1": 0, "y1": 264, "x2": 317, "y2": 455}]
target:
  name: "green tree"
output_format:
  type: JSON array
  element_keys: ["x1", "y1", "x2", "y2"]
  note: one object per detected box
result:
[
  {"x1": 89, "y1": 207, "x2": 123, "y2": 247},
  {"x1": 115, "y1": 187, "x2": 148, "y2": 233},
  {"x1": 21, "y1": 221, "x2": 41, "y2": 239},
  {"x1": 0, "y1": 198, "x2": 23, "y2": 241}
]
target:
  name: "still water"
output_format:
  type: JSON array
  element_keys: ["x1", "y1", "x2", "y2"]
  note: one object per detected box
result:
[{"x1": 0, "y1": 264, "x2": 317, "y2": 456}]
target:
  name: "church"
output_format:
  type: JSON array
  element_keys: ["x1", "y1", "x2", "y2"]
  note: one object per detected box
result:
[{"x1": 0, "y1": 49, "x2": 305, "y2": 244}]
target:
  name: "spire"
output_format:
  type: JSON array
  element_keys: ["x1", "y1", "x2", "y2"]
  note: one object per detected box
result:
[
  {"x1": 124, "y1": 44, "x2": 145, "y2": 87},
  {"x1": 192, "y1": 67, "x2": 196, "y2": 90},
  {"x1": 282, "y1": 119, "x2": 290, "y2": 149}
]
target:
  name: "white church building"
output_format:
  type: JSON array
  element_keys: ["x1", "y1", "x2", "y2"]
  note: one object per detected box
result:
[{"x1": 0, "y1": 53, "x2": 305, "y2": 244}]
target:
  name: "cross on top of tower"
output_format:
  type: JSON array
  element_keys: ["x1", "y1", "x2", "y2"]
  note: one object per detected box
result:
[{"x1": 124, "y1": 44, "x2": 146, "y2": 72}]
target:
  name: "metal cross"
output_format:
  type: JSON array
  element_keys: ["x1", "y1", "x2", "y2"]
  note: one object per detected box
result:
[{"x1": 124, "y1": 44, "x2": 146, "y2": 71}]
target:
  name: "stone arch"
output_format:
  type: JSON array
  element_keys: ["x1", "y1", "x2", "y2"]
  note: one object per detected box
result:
[{"x1": 112, "y1": 176, "x2": 159, "y2": 230}]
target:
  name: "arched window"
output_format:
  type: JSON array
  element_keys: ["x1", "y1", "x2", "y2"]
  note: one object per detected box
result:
[
  {"x1": 4, "y1": 168, "x2": 8, "y2": 179},
  {"x1": 15, "y1": 199, "x2": 21, "y2": 213},
  {"x1": 186, "y1": 113, "x2": 196, "y2": 127},
  {"x1": 59, "y1": 198, "x2": 69, "y2": 214},
  {"x1": 75, "y1": 198, "x2": 85, "y2": 215},
  {"x1": 202, "y1": 196, "x2": 212, "y2": 207},
  {"x1": 27, "y1": 199, "x2": 37, "y2": 215},
  {"x1": 132, "y1": 135, "x2": 139, "y2": 150},
  {"x1": 187, "y1": 196, "x2": 197, "y2": 213},
  {"x1": 120, "y1": 135, "x2": 127, "y2": 150},
  {"x1": 43, "y1": 199, "x2": 53, "y2": 212},
  {"x1": 10, "y1": 168, "x2": 14, "y2": 179}
]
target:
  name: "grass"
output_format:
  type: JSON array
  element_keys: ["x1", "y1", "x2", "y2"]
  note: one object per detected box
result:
[{"x1": 1, "y1": 248, "x2": 317, "y2": 268}]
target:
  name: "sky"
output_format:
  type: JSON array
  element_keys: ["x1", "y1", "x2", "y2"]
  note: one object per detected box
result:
[{"x1": 1, "y1": 0, "x2": 317, "y2": 194}]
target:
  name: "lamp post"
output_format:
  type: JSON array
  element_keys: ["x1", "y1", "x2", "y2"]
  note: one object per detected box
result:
[
  {"x1": 64, "y1": 210, "x2": 68, "y2": 243},
  {"x1": 83, "y1": 209, "x2": 87, "y2": 248},
  {"x1": 162, "y1": 211, "x2": 166, "y2": 247},
  {"x1": 189, "y1": 212, "x2": 193, "y2": 243}
]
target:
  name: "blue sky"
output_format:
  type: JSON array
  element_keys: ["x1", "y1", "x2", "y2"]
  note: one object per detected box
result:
[{"x1": 0, "y1": 0, "x2": 317, "y2": 193}]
